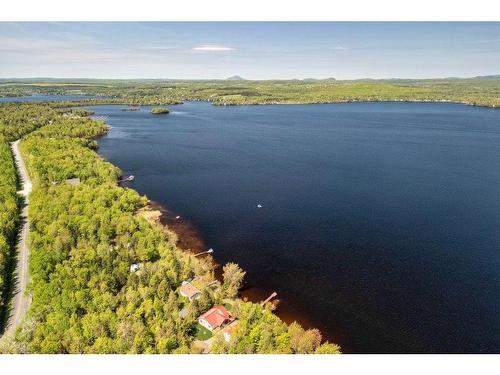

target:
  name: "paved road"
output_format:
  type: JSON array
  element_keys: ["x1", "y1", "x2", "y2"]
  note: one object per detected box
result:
[{"x1": 2, "y1": 140, "x2": 32, "y2": 337}]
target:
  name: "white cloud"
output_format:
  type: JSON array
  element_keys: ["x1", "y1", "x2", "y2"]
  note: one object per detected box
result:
[
  {"x1": 330, "y1": 46, "x2": 347, "y2": 50},
  {"x1": 192, "y1": 45, "x2": 235, "y2": 52}
]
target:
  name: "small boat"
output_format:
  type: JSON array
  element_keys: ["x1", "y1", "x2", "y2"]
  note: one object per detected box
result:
[
  {"x1": 257, "y1": 204, "x2": 263, "y2": 208},
  {"x1": 118, "y1": 175, "x2": 135, "y2": 183}
]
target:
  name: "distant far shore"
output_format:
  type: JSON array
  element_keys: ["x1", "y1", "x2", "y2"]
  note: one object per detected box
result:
[{"x1": 1, "y1": 77, "x2": 499, "y2": 109}]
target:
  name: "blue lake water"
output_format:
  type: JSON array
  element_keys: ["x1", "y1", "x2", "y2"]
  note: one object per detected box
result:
[{"x1": 88, "y1": 101, "x2": 500, "y2": 353}]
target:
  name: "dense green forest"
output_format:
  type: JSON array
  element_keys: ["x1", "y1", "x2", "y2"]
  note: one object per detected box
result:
[
  {"x1": 0, "y1": 103, "x2": 59, "y2": 141},
  {"x1": 1, "y1": 77, "x2": 500, "y2": 107},
  {"x1": 0, "y1": 102, "x2": 340, "y2": 354},
  {"x1": 0, "y1": 103, "x2": 59, "y2": 327},
  {"x1": 0, "y1": 143, "x2": 18, "y2": 320}
]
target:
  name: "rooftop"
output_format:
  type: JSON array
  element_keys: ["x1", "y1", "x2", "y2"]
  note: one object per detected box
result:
[
  {"x1": 198, "y1": 305, "x2": 231, "y2": 329},
  {"x1": 179, "y1": 281, "x2": 201, "y2": 299}
]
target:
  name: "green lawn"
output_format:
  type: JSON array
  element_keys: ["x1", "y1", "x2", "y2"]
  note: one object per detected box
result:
[
  {"x1": 223, "y1": 302, "x2": 234, "y2": 313},
  {"x1": 194, "y1": 323, "x2": 213, "y2": 341}
]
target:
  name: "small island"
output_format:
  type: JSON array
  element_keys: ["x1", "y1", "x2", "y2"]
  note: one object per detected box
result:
[{"x1": 150, "y1": 106, "x2": 170, "y2": 114}]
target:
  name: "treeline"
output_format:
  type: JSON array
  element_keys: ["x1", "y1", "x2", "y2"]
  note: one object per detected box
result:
[
  {"x1": 0, "y1": 104, "x2": 340, "y2": 353},
  {"x1": 0, "y1": 103, "x2": 59, "y2": 142},
  {"x1": 0, "y1": 143, "x2": 18, "y2": 319},
  {"x1": 0, "y1": 103, "x2": 95, "y2": 143},
  {"x1": 20, "y1": 137, "x2": 119, "y2": 187},
  {"x1": 5, "y1": 112, "x2": 201, "y2": 353},
  {"x1": 0, "y1": 103, "x2": 106, "y2": 332},
  {"x1": 211, "y1": 301, "x2": 340, "y2": 354},
  {"x1": 23, "y1": 183, "x2": 197, "y2": 353},
  {"x1": 0, "y1": 103, "x2": 67, "y2": 327},
  {"x1": 2, "y1": 78, "x2": 500, "y2": 108},
  {"x1": 30, "y1": 116, "x2": 106, "y2": 139}
]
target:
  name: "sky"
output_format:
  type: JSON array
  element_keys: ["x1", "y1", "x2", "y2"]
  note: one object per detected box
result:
[{"x1": 0, "y1": 22, "x2": 499, "y2": 80}]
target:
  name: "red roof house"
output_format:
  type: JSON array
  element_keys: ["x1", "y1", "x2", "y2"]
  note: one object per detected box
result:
[{"x1": 198, "y1": 305, "x2": 231, "y2": 331}]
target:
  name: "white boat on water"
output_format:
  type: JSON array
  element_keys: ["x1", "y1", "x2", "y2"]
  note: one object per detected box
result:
[{"x1": 119, "y1": 175, "x2": 135, "y2": 182}]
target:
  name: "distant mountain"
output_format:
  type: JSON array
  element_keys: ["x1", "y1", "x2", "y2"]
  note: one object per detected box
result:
[
  {"x1": 472, "y1": 74, "x2": 500, "y2": 80},
  {"x1": 302, "y1": 77, "x2": 336, "y2": 82},
  {"x1": 226, "y1": 75, "x2": 245, "y2": 81}
]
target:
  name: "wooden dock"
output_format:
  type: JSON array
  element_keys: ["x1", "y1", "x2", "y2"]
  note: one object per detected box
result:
[{"x1": 261, "y1": 292, "x2": 278, "y2": 306}]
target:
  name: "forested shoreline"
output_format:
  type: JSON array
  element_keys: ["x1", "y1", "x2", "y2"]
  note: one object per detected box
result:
[
  {"x1": 0, "y1": 102, "x2": 340, "y2": 354},
  {"x1": 1, "y1": 77, "x2": 499, "y2": 108}
]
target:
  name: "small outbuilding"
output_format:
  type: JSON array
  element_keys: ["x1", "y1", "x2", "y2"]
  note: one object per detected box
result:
[
  {"x1": 65, "y1": 177, "x2": 81, "y2": 186},
  {"x1": 179, "y1": 281, "x2": 201, "y2": 301},
  {"x1": 222, "y1": 321, "x2": 239, "y2": 343},
  {"x1": 129, "y1": 263, "x2": 141, "y2": 272},
  {"x1": 179, "y1": 307, "x2": 188, "y2": 319}
]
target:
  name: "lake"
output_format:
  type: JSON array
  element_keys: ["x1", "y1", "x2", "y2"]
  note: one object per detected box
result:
[{"x1": 90, "y1": 101, "x2": 500, "y2": 353}]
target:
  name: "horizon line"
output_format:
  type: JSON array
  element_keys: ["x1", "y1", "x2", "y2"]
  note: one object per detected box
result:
[{"x1": 1, "y1": 74, "x2": 499, "y2": 82}]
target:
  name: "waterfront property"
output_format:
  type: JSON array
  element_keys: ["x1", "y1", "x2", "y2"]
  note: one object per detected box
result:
[
  {"x1": 94, "y1": 101, "x2": 500, "y2": 353},
  {"x1": 179, "y1": 281, "x2": 202, "y2": 301},
  {"x1": 198, "y1": 305, "x2": 232, "y2": 331}
]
